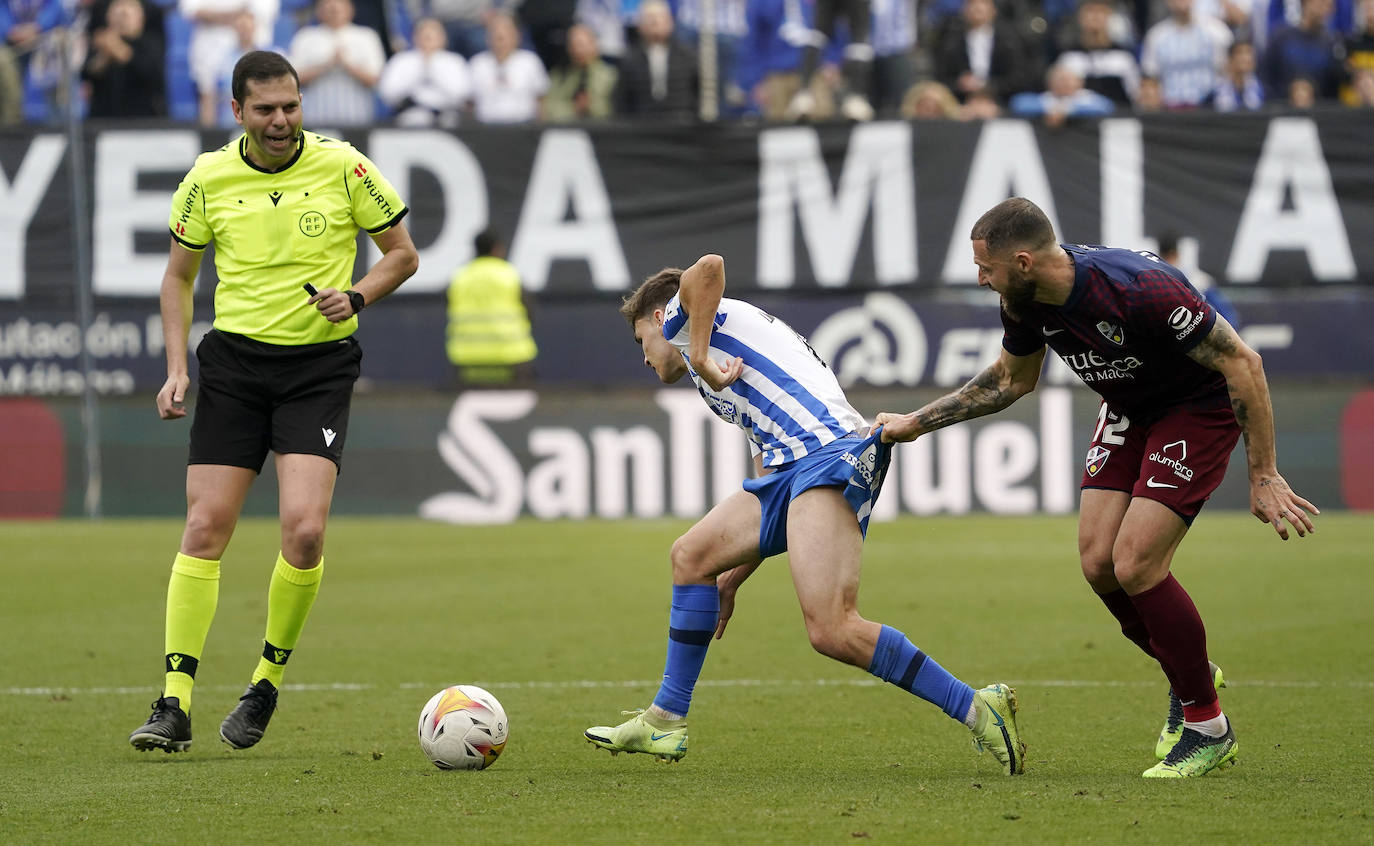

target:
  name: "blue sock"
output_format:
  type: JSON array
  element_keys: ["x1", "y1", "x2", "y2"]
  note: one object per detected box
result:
[
  {"x1": 867, "y1": 624, "x2": 976, "y2": 722},
  {"x1": 652, "y1": 584, "x2": 719, "y2": 717}
]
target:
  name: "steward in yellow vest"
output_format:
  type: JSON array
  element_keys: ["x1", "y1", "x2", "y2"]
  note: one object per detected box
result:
[{"x1": 446, "y1": 229, "x2": 537, "y2": 383}]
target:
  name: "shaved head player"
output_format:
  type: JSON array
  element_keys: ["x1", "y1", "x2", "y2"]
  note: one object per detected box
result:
[{"x1": 877, "y1": 197, "x2": 1316, "y2": 779}]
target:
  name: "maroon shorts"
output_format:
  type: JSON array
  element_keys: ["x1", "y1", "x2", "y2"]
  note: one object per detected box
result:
[{"x1": 1080, "y1": 401, "x2": 1240, "y2": 524}]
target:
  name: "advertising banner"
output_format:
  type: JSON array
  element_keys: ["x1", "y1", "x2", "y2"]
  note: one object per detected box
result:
[
  {"x1": 6, "y1": 383, "x2": 1369, "y2": 519},
  {"x1": 3, "y1": 112, "x2": 1372, "y2": 311},
  {"x1": 0, "y1": 290, "x2": 1367, "y2": 394}
]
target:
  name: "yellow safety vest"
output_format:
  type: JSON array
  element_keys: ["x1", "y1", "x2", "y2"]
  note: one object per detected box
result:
[{"x1": 446, "y1": 256, "x2": 538, "y2": 367}]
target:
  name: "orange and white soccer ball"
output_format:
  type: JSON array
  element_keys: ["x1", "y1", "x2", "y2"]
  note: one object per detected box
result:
[{"x1": 417, "y1": 685, "x2": 509, "y2": 770}]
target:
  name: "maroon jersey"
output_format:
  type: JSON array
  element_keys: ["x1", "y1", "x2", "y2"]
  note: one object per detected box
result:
[{"x1": 1001, "y1": 245, "x2": 1229, "y2": 423}]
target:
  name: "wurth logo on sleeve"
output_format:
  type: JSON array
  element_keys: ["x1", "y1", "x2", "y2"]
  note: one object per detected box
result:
[{"x1": 353, "y1": 164, "x2": 367, "y2": 178}]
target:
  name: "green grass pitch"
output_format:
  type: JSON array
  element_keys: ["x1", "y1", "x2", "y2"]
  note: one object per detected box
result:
[{"x1": 1, "y1": 513, "x2": 1370, "y2": 844}]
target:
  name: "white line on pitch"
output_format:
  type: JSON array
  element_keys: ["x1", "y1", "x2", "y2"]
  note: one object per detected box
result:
[{"x1": 4, "y1": 678, "x2": 1372, "y2": 696}]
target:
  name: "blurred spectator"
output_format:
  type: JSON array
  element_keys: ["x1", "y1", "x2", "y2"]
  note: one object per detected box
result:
[
  {"x1": 0, "y1": 44, "x2": 21, "y2": 123},
  {"x1": 1286, "y1": 72, "x2": 1317, "y2": 103},
  {"x1": 213, "y1": 10, "x2": 286, "y2": 127},
  {"x1": 1140, "y1": 0, "x2": 1232, "y2": 107},
  {"x1": 676, "y1": 0, "x2": 748, "y2": 114},
  {"x1": 81, "y1": 0, "x2": 167, "y2": 117},
  {"x1": 1261, "y1": 0, "x2": 1356, "y2": 49},
  {"x1": 543, "y1": 21, "x2": 616, "y2": 120},
  {"x1": 447, "y1": 228, "x2": 538, "y2": 387},
  {"x1": 787, "y1": 0, "x2": 877, "y2": 121},
  {"x1": 1208, "y1": 39, "x2": 1265, "y2": 109},
  {"x1": 290, "y1": 0, "x2": 386, "y2": 125},
  {"x1": 516, "y1": 0, "x2": 577, "y2": 71},
  {"x1": 468, "y1": 10, "x2": 548, "y2": 122},
  {"x1": 1349, "y1": 65, "x2": 1374, "y2": 103},
  {"x1": 1135, "y1": 74, "x2": 1164, "y2": 110},
  {"x1": 378, "y1": 15, "x2": 469, "y2": 126},
  {"x1": 87, "y1": 0, "x2": 165, "y2": 46},
  {"x1": 735, "y1": 0, "x2": 814, "y2": 120},
  {"x1": 921, "y1": 0, "x2": 964, "y2": 37},
  {"x1": 574, "y1": 0, "x2": 626, "y2": 64},
  {"x1": 1157, "y1": 230, "x2": 1240, "y2": 329},
  {"x1": 1040, "y1": 0, "x2": 1082, "y2": 34},
  {"x1": 182, "y1": 0, "x2": 279, "y2": 126},
  {"x1": 1050, "y1": 0, "x2": 1134, "y2": 54},
  {"x1": 1265, "y1": 0, "x2": 1346, "y2": 99},
  {"x1": 615, "y1": 0, "x2": 698, "y2": 118},
  {"x1": 0, "y1": 0, "x2": 61, "y2": 58},
  {"x1": 348, "y1": 0, "x2": 411, "y2": 55},
  {"x1": 1342, "y1": 0, "x2": 1374, "y2": 103},
  {"x1": 924, "y1": 0, "x2": 1039, "y2": 45},
  {"x1": 959, "y1": 85, "x2": 1002, "y2": 116},
  {"x1": 1054, "y1": 0, "x2": 1139, "y2": 106},
  {"x1": 1194, "y1": 0, "x2": 1257, "y2": 37},
  {"x1": 422, "y1": 0, "x2": 494, "y2": 59},
  {"x1": 932, "y1": 0, "x2": 1035, "y2": 104},
  {"x1": 1136, "y1": 0, "x2": 1257, "y2": 46},
  {"x1": 1, "y1": 0, "x2": 67, "y2": 120},
  {"x1": 870, "y1": 0, "x2": 917, "y2": 116},
  {"x1": 900, "y1": 78, "x2": 961, "y2": 116},
  {"x1": 1009, "y1": 60, "x2": 1115, "y2": 125}
]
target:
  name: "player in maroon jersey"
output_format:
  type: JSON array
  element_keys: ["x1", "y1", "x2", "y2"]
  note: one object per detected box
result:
[{"x1": 877, "y1": 197, "x2": 1317, "y2": 778}]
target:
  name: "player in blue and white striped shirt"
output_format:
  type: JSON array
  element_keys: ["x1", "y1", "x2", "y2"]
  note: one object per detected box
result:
[
  {"x1": 660, "y1": 276, "x2": 864, "y2": 469},
  {"x1": 583, "y1": 254, "x2": 1026, "y2": 774}
]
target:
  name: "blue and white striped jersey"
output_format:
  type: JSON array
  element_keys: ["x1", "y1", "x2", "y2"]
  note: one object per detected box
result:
[{"x1": 662, "y1": 293, "x2": 867, "y2": 467}]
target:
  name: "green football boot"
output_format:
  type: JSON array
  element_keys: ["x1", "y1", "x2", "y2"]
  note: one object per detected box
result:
[
  {"x1": 1143, "y1": 721, "x2": 1238, "y2": 778},
  {"x1": 584, "y1": 709, "x2": 688, "y2": 762},
  {"x1": 970, "y1": 683, "x2": 1026, "y2": 775},
  {"x1": 1155, "y1": 661, "x2": 1227, "y2": 759}
]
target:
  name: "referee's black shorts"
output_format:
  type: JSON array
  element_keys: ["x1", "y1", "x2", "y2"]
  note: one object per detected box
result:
[{"x1": 188, "y1": 329, "x2": 362, "y2": 472}]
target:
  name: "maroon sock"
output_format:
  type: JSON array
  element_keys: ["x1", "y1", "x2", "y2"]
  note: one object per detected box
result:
[
  {"x1": 1129, "y1": 573, "x2": 1220, "y2": 721},
  {"x1": 1096, "y1": 588, "x2": 1159, "y2": 660}
]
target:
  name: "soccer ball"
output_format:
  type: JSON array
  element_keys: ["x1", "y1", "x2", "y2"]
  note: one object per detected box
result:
[{"x1": 418, "y1": 685, "x2": 509, "y2": 770}]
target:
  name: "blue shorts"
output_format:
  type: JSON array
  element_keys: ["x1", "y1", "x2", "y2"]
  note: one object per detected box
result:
[{"x1": 742, "y1": 428, "x2": 893, "y2": 560}]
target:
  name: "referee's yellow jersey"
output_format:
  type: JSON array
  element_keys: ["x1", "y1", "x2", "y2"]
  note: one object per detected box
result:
[{"x1": 169, "y1": 131, "x2": 409, "y2": 346}]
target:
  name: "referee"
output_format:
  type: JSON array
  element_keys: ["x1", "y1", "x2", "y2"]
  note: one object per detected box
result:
[{"x1": 129, "y1": 51, "x2": 418, "y2": 753}]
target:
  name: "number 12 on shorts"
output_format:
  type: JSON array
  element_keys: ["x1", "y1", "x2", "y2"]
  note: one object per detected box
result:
[{"x1": 1093, "y1": 404, "x2": 1130, "y2": 446}]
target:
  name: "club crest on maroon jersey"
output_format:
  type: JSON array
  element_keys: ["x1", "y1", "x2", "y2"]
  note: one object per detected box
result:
[{"x1": 1096, "y1": 321, "x2": 1124, "y2": 345}]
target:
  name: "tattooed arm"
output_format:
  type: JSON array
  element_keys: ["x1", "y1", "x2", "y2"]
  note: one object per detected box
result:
[
  {"x1": 875, "y1": 346, "x2": 1046, "y2": 443},
  {"x1": 1188, "y1": 315, "x2": 1318, "y2": 539}
]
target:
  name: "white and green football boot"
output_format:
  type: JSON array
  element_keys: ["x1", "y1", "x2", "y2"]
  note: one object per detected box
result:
[
  {"x1": 1143, "y1": 721, "x2": 1238, "y2": 778},
  {"x1": 584, "y1": 709, "x2": 688, "y2": 762},
  {"x1": 1155, "y1": 661, "x2": 1226, "y2": 759},
  {"x1": 970, "y1": 683, "x2": 1026, "y2": 775}
]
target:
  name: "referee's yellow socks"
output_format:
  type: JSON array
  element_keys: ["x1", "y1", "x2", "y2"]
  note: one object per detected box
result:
[
  {"x1": 250, "y1": 553, "x2": 323, "y2": 688},
  {"x1": 164, "y1": 553, "x2": 220, "y2": 712}
]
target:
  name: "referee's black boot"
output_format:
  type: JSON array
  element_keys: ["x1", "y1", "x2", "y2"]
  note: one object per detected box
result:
[
  {"x1": 219, "y1": 679, "x2": 278, "y2": 749},
  {"x1": 129, "y1": 694, "x2": 192, "y2": 753}
]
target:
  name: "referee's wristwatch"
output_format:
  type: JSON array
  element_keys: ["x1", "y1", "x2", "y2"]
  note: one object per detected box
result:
[{"x1": 347, "y1": 290, "x2": 366, "y2": 315}]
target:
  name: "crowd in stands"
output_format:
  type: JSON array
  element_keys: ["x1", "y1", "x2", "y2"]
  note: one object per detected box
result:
[{"x1": 1, "y1": 0, "x2": 1372, "y2": 125}]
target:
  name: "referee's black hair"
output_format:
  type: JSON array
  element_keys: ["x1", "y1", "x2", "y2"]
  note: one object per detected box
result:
[
  {"x1": 474, "y1": 228, "x2": 501, "y2": 257},
  {"x1": 971, "y1": 197, "x2": 1057, "y2": 256},
  {"x1": 232, "y1": 51, "x2": 301, "y2": 105}
]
